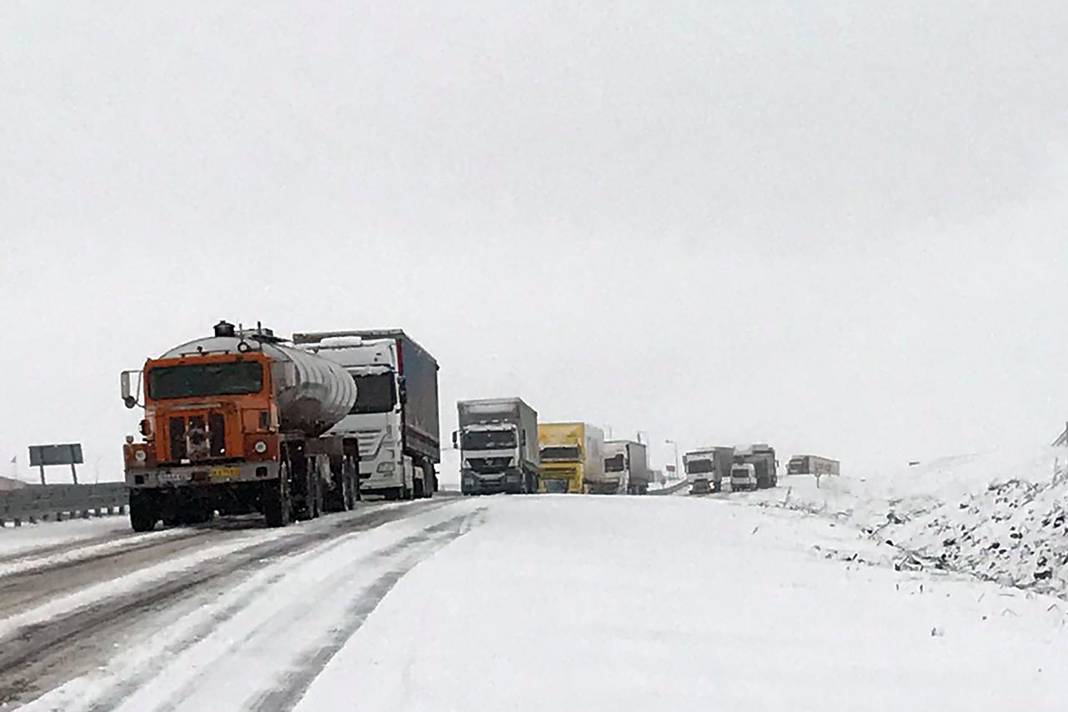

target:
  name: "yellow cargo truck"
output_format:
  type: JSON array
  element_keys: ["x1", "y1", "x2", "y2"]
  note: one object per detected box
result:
[{"x1": 537, "y1": 422, "x2": 604, "y2": 494}]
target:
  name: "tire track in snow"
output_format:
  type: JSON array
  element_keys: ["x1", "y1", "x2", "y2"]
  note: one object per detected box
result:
[
  {"x1": 250, "y1": 508, "x2": 485, "y2": 712},
  {"x1": 0, "y1": 499, "x2": 458, "y2": 710}
]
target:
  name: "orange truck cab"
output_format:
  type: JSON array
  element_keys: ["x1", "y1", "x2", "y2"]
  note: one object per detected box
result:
[{"x1": 121, "y1": 321, "x2": 359, "y2": 531}]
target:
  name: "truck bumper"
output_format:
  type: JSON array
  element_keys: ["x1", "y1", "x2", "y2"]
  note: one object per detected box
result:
[
  {"x1": 461, "y1": 470, "x2": 525, "y2": 495},
  {"x1": 125, "y1": 461, "x2": 280, "y2": 489}
]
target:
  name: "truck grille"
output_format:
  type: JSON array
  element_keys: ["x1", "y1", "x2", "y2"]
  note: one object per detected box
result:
[
  {"x1": 167, "y1": 412, "x2": 227, "y2": 462},
  {"x1": 466, "y1": 457, "x2": 511, "y2": 473}
]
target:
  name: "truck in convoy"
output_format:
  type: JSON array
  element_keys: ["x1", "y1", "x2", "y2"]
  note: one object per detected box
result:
[
  {"x1": 292, "y1": 329, "x2": 440, "y2": 500},
  {"x1": 601, "y1": 440, "x2": 652, "y2": 495},
  {"x1": 730, "y1": 462, "x2": 758, "y2": 491},
  {"x1": 787, "y1": 455, "x2": 840, "y2": 477},
  {"x1": 120, "y1": 321, "x2": 360, "y2": 531},
  {"x1": 684, "y1": 447, "x2": 734, "y2": 494},
  {"x1": 537, "y1": 422, "x2": 604, "y2": 494},
  {"x1": 455, "y1": 398, "x2": 540, "y2": 495},
  {"x1": 734, "y1": 444, "x2": 778, "y2": 489}
]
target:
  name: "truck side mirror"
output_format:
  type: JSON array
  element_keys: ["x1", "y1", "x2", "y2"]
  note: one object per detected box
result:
[
  {"x1": 121, "y1": 371, "x2": 138, "y2": 409},
  {"x1": 397, "y1": 376, "x2": 408, "y2": 404},
  {"x1": 452, "y1": 430, "x2": 459, "y2": 449}
]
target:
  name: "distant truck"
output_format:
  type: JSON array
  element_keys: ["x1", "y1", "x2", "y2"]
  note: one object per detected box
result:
[
  {"x1": 734, "y1": 444, "x2": 778, "y2": 489},
  {"x1": 538, "y1": 422, "x2": 604, "y2": 494},
  {"x1": 787, "y1": 455, "x2": 840, "y2": 477},
  {"x1": 730, "y1": 463, "x2": 757, "y2": 491},
  {"x1": 601, "y1": 440, "x2": 651, "y2": 495},
  {"x1": 293, "y1": 329, "x2": 440, "y2": 500},
  {"x1": 455, "y1": 398, "x2": 540, "y2": 495},
  {"x1": 684, "y1": 447, "x2": 734, "y2": 494}
]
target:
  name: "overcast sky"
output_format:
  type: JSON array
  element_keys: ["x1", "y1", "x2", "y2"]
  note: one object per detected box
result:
[{"x1": 2, "y1": 2, "x2": 1067, "y2": 484}]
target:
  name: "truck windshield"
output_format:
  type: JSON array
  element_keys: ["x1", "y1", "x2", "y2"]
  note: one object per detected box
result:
[
  {"x1": 351, "y1": 372, "x2": 396, "y2": 414},
  {"x1": 686, "y1": 459, "x2": 713, "y2": 475},
  {"x1": 462, "y1": 429, "x2": 516, "y2": 450},
  {"x1": 605, "y1": 454, "x2": 626, "y2": 472},
  {"x1": 788, "y1": 459, "x2": 806, "y2": 473},
  {"x1": 540, "y1": 446, "x2": 580, "y2": 461},
  {"x1": 149, "y1": 362, "x2": 263, "y2": 400}
]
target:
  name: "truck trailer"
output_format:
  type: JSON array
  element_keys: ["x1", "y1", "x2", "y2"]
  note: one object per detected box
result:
[
  {"x1": 292, "y1": 329, "x2": 440, "y2": 500},
  {"x1": 735, "y1": 444, "x2": 778, "y2": 489},
  {"x1": 602, "y1": 440, "x2": 652, "y2": 495},
  {"x1": 455, "y1": 397, "x2": 540, "y2": 495},
  {"x1": 787, "y1": 455, "x2": 840, "y2": 477},
  {"x1": 684, "y1": 447, "x2": 734, "y2": 494},
  {"x1": 120, "y1": 321, "x2": 360, "y2": 531},
  {"x1": 538, "y1": 422, "x2": 604, "y2": 494}
]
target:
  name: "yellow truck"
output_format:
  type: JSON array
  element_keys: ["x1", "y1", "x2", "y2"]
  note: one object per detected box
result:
[{"x1": 537, "y1": 422, "x2": 604, "y2": 494}]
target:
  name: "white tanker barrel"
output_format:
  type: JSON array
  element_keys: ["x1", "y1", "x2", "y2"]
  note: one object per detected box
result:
[
  {"x1": 272, "y1": 343, "x2": 356, "y2": 436},
  {"x1": 160, "y1": 331, "x2": 357, "y2": 438}
]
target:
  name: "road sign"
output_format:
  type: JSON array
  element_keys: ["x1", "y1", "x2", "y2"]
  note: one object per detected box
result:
[{"x1": 28, "y1": 444, "x2": 83, "y2": 484}]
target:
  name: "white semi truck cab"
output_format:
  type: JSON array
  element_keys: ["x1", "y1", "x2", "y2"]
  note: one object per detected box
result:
[
  {"x1": 294, "y1": 331, "x2": 441, "y2": 500},
  {"x1": 456, "y1": 398, "x2": 540, "y2": 495},
  {"x1": 730, "y1": 463, "x2": 757, "y2": 491}
]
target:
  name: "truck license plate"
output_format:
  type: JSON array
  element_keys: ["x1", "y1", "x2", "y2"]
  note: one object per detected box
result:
[
  {"x1": 158, "y1": 471, "x2": 190, "y2": 484},
  {"x1": 210, "y1": 466, "x2": 241, "y2": 480}
]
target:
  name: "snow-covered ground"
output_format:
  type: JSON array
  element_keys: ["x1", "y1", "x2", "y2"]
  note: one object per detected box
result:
[
  {"x1": 6, "y1": 468, "x2": 1068, "y2": 711},
  {"x1": 295, "y1": 495, "x2": 1068, "y2": 712},
  {"x1": 746, "y1": 446, "x2": 1068, "y2": 596},
  {"x1": 0, "y1": 516, "x2": 130, "y2": 559}
]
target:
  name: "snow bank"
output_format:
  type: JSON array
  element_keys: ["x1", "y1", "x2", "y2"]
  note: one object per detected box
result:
[
  {"x1": 0, "y1": 515, "x2": 129, "y2": 558},
  {"x1": 753, "y1": 447, "x2": 1068, "y2": 596},
  {"x1": 295, "y1": 495, "x2": 1068, "y2": 712}
]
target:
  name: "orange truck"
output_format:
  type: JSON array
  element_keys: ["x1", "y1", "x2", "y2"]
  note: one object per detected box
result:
[{"x1": 120, "y1": 321, "x2": 359, "y2": 531}]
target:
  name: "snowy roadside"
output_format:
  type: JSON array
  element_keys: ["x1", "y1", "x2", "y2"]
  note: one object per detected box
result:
[
  {"x1": 293, "y1": 495, "x2": 1068, "y2": 712},
  {"x1": 741, "y1": 446, "x2": 1068, "y2": 597},
  {"x1": 0, "y1": 516, "x2": 130, "y2": 559}
]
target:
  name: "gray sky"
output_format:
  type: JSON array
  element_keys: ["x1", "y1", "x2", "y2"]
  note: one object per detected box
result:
[{"x1": 2, "y1": 2, "x2": 1067, "y2": 484}]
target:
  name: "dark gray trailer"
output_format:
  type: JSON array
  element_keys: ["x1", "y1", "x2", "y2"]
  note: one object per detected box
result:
[
  {"x1": 736, "y1": 444, "x2": 778, "y2": 489},
  {"x1": 455, "y1": 398, "x2": 539, "y2": 495}
]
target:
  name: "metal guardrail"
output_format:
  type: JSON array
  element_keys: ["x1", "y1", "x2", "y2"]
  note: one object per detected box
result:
[
  {"x1": 0, "y1": 483, "x2": 128, "y2": 527},
  {"x1": 648, "y1": 480, "x2": 691, "y2": 496}
]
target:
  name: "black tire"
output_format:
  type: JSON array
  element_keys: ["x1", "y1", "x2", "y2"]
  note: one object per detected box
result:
[
  {"x1": 129, "y1": 491, "x2": 158, "y2": 532},
  {"x1": 263, "y1": 471, "x2": 291, "y2": 528},
  {"x1": 413, "y1": 477, "x2": 425, "y2": 499}
]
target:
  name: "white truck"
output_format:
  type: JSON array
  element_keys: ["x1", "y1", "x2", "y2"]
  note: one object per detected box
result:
[
  {"x1": 293, "y1": 330, "x2": 440, "y2": 500},
  {"x1": 602, "y1": 440, "x2": 651, "y2": 495},
  {"x1": 455, "y1": 398, "x2": 540, "y2": 495},
  {"x1": 729, "y1": 463, "x2": 757, "y2": 491}
]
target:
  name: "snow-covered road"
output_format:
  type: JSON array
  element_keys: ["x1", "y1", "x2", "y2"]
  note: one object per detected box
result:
[{"x1": 5, "y1": 492, "x2": 1068, "y2": 711}]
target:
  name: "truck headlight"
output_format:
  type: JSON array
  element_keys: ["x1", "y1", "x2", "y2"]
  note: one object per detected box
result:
[
  {"x1": 377, "y1": 462, "x2": 396, "y2": 473},
  {"x1": 134, "y1": 450, "x2": 147, "y2": 463},
  {"x1": 254, "y1": 441, "x2": 268, "y2": 454}
]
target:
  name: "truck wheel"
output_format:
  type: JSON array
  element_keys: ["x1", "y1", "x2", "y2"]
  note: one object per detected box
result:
[
  {"x1": 413, "y1": 477, "x2": 425, "y2": 499},
  {"x1": 129, "y1": 491, "x2": 158, "y2": 532},
  {"x1": 264, "y1": 473, "x2": 291, "y2": 528}
]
